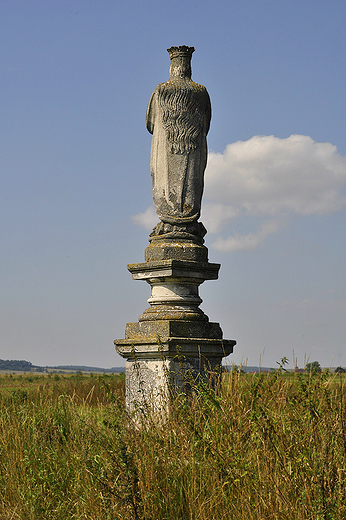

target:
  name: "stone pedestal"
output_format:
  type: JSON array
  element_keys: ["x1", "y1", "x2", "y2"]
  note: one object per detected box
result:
[
  {"x1": 114, "y1": 237, "x2": 236, "y2": 418},
  {"x1": 114, "y1": 46, "x2": 236, "y2": 419},
  {"x1": 116, "y1": 320, "x2": 235, "y2": 415}
]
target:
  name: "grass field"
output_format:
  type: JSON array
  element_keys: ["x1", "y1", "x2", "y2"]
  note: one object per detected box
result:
[{"x1": 0, "y1": 369, "x2": 345, "y2": 519}]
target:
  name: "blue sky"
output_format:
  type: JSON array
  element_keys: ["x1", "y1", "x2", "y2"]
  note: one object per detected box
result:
[{"x1": 1, "y1": 0, "x2": 345, "y2": 369}]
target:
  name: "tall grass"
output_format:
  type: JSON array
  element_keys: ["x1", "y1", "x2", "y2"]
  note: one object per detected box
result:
[{"x1": 0, "y1": 370, "x2": 345, "y2": 519}]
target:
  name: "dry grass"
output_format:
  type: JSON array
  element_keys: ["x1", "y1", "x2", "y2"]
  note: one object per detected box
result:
[{"x1": 0, "y1": 370, "x2": 345, "y2": 519}]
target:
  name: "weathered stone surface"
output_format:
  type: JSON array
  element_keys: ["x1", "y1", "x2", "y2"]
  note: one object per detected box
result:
[
  {"x1": 114, "y1": 46, "x2": 236, "y2": 418},
  {"x1": 115, "y1": 335, "x2": 235, "y2": 417},
  {"x1": 149, "y1": 221, "x2": 207, "y2": 241},
  {"x1": 116, "y1": 337, "x2": 235, "y2": 359},
  {"x1": 127, "y1": 259, "x2": 220, "y2": 322},
  {"x1": 146, "y1": 45, "x2": 211, "y2": 239},
  {"x1": 128, "y1": 259, "x2": 220, "y2": 281},
  {"x1": 124, "y1": 355, "x2": 225, "y2": 416},
  {"x1": 124, "y1": 320, "x2": 223, "y2": 340},
  {"x1": 145, "y1": 238, "x2": 208, "y2": 263}
]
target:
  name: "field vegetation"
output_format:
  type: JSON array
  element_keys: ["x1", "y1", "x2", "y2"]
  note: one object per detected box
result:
[{"x1": 0, "y1": 368, "x2": 345, "y2": 519}]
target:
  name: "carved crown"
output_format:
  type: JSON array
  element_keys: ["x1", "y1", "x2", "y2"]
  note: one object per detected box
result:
[{"x1": 167, "y1": 46, "x2": 195, "y2": 59}]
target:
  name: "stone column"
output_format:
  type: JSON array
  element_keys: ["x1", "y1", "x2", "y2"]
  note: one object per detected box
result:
[
  {"x1": 114, "y1": 46, "x2": 236, "y2": 418},
  {"x1": 115, "y1": 234, "x2": 235, "y2": 417}
]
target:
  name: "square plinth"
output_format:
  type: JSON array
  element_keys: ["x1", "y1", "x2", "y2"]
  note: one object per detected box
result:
[
  {"x1": 114, "y1": 319, "x2": 236, "y2": 418},
  {"x1": 127, "y1": 259, "x2": 220, "y2": 282}
]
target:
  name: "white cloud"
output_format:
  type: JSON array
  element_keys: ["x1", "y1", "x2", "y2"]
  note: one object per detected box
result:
[
  {"x1": 132, "y1": 205, "x2": 157, "y2": 230},
  {"x1": 204, "y1": 135, "x2": 346, "y2": 250},
  {"x1": 201, "y1": 203, "x2": 240, "y2": 233},
  {"x1": 132, "y1": 135, "x2": 346, "y2": 251},
  {"x1": 212, "y1": 220, "x2": 280, "y2": 252},
  {"x1": 205, "y1": 135, "x2": 346, "y2": 220}
]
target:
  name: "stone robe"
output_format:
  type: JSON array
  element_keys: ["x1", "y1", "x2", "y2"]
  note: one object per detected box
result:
[{"x1": 146, "y1": 79, "x2": 211, "y2": 225}]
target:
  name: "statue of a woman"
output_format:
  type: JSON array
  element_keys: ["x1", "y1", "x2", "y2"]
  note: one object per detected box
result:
[{"x1": 146, "y1": 46, "x2": 211, "y2": 237}]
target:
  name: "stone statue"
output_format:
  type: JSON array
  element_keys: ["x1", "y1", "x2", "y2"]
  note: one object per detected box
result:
[
  {"x1": 115, "y1": 47, "x2": 236, "y2": 417},
  {"x1": 146, "y1": 46, "x2": 211, "y2": 238}
]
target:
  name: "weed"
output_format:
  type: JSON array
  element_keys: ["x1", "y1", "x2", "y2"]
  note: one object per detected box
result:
[{"x1": 0, "y1": 371, "x2": 345, "y2": 519}]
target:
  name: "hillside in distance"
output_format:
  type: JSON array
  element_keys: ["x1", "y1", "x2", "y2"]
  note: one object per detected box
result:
[{"x1": 0, "y1": 359, "x2": 124, "y2": 373}]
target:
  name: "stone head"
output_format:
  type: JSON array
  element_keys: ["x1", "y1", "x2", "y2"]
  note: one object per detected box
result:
[{"x1": 167, "y1": 45, "x2": 194, "y2": 80}]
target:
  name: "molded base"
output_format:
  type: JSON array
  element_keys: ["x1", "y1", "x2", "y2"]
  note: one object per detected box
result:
[{"x1": 114, "y1": 319, "x2": 236, "y2": 418}]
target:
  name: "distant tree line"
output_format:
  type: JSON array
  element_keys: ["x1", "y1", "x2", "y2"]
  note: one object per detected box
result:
[
  {"x1": 47, "y1": 365, "x2": 125, "y2": 373},
  {"x1": 0, "y1": 359, "x2": 124, "y2": 373},
  {"x1": 0, "y1": 359, "x2": 38, "y2": 371}
]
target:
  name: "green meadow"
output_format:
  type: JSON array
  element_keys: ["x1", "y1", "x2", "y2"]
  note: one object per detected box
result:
[{"x1": 0, "y1": 369, "x2": 345, "y2": 519}]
